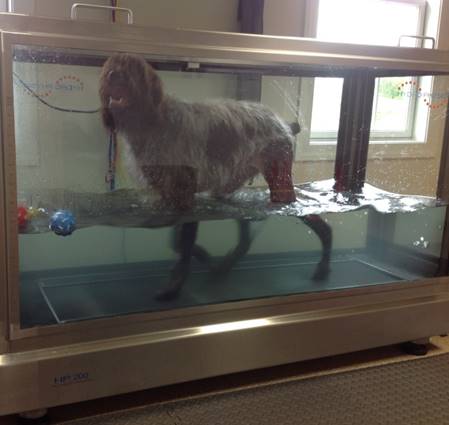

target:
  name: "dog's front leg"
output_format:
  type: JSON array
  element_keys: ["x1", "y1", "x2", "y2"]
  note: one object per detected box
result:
[{"x1": 155, "y1": 221, "x2": 199, "y2": 301}]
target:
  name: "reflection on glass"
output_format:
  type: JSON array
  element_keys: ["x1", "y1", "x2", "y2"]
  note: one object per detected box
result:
[{"x1": 367, "y1": 75, "x2": 448, "y2": 196}]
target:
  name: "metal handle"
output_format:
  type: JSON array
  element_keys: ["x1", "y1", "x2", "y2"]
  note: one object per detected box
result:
[
  {"x1": 71, "y1": 3, "x2": 134, "y2": 24},
  {"x1": 398, "y1": 35, "x2": 436, "y2": 49}
]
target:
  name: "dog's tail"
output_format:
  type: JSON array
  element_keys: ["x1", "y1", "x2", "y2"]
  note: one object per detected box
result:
[{"x1": 289, "y1": 122, "x2": 301, "y2": 135}]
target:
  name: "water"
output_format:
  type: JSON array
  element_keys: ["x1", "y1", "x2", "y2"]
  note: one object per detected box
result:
[{"x1": 19, "y1": 205, "x2": 446, "y2": 328}]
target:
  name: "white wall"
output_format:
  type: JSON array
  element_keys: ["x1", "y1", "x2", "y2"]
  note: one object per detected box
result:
[
  {"x1": 118, "y1": 0, "x2": 239, "y2": 31},
  {"x1": 7, "y1": 0, "x2": 109, "y2": 16},
  {"x1": 264, "y1": 0, "x2": 307, "y2": 37},
  {"x1": 8, "y1": 0, "x2": 239, "y2": 31}
]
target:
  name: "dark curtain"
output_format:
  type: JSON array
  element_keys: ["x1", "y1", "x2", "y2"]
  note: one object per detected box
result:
[
  {"x1": 238, "y1": 0, "x2": 265, "y2": 34},
  {"x1": 237, "y1": 0, "x2": 265, "y2": 101}
]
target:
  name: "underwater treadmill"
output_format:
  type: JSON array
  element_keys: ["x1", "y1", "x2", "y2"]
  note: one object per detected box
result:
[{"x1": 1, "y1": 9, "x2": 449, "y2": 416}]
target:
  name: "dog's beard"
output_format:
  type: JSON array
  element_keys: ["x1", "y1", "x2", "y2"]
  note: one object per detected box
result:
[
  {"x1": 108, "y1": 96, "x2": 125, "y2": 108},
  {"x1": 107, "y1": 86, "x2": 131, "y2": 109}
]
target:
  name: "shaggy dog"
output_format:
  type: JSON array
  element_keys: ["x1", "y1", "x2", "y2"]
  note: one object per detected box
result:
[
  {"x1": 99, "y1": 53, "x2": 299, "y2": 209},
  {"x1": 99, "y1": 54, "x2": 330, "y2": 299}
]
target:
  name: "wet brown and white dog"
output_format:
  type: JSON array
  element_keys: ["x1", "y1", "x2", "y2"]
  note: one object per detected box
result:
[
  {"x1": 99, "y1": 54, "x2": 330, "y2": 299},
  {"x1": 99, "y1": 53, "x2": 299, "y2": 209}
]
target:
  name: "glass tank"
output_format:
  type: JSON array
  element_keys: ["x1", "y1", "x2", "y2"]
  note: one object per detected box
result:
[{"x1": 10, "y1": 44, "x2": 448, "y2": 329}]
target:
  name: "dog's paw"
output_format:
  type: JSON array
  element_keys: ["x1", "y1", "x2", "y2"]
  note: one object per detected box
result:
[
  {"x1": 210, "y1": 259, "x2": 234, "y2": 278},
  {"x1": 155, "y1": 287, "x2": 181, "y2": 302},
  {"x1": 312, "y1": 261, "x2": 330, "y2": 281},
  {"x1": 155, "y1": 262, "x2": 190, "y2": 301}
]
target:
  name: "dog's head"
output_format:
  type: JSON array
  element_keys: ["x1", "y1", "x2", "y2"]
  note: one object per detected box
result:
[{"x1": 99, "y1": 53, "x2": 163, "y2": 132}]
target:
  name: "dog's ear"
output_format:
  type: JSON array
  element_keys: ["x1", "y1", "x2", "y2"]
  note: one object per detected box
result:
[
  {"x1": 99, "y1": 62, "x2": 116, "y2": 132},
  {"x1": 146, "y1": 65, "x2": 163, "y2": 112},
  {"x1": 101, "y1": 107, "x2": 116, "y2": 132}
]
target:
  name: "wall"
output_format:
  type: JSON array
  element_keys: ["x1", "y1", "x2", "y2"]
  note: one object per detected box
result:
[
  {"x1": 264, "y1": 0, "x2": 306, "y2": 37},
  {"x1": 8, "y1": 0, "x2": 240, "y2": 30}
]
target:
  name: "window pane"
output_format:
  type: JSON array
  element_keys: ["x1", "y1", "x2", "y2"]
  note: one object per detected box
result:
[
  {"x1": 371, "y1": 77, "x2": 415, "y2": 134},
  {"x1": 311, "y1": 0, "x2": 424, "y2": 139},
  {"x1": 310, "y1": 78, "x2": 343, "y2": 137},
  {"x1": 317, "y1": 0, "x2": 422, "y2": 47}
]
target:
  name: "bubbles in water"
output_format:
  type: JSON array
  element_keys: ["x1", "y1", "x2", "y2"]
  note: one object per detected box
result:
[{"x1": 413, "y1": 236, "x2": 430, "y2": 249}]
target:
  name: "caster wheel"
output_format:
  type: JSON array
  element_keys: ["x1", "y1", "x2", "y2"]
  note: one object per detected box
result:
[
  {"x1": 399, "y1": 341, "x2": 428, "y2": 356},
  {"x1": 18, "y1": 409, "x2": 49, "y2": 425}
]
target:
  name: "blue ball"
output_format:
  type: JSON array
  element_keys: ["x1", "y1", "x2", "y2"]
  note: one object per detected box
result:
[{"x1": 49, "y1": 210, "x2": 76, "y2": 236}]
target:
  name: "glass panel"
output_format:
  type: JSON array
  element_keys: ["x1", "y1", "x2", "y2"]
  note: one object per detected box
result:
[
  {"x1": 366, "y1": 207, "x2": 446, "y2": 279},
  {"x1": 12, "y1": 45, "x2": 447, "y2": 329},
  {"x1": 364, "y1": 73, "x2": 448, "y2": 283},
  {"x1": 366, "y1": 75, "x2": 448, "y2": 196}
]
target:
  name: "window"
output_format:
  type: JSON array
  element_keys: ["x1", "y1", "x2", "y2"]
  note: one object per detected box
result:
[{"x1": 305, "y1": 0, "x2": 435, "y2": 151}]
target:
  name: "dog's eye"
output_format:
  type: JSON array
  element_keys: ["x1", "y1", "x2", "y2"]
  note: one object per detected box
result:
[{"x1": 108, "y1": 70, "x2": 122, "y2": 82}]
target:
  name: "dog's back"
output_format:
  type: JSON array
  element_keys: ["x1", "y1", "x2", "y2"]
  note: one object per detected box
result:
[{"x1": 132, "y1": 96, "x2": 297, "y2": 196}]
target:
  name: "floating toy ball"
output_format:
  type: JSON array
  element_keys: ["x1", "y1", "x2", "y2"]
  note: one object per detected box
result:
[
  {"x1": 17, "y1": 205, "x2": 28, "y2": 229},
  {"x1": 26, "y1": 206, "x2": 41, "y2": 219},
  {"x1": 49, "y1": 210, "x2": 76, "y2": 236}
]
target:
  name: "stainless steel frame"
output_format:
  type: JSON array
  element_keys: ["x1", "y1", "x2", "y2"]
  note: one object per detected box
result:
[
  {"x1": 0, "y1": 26, "x2": 7, "y2": 355},
  {"x1": 1, "y1": 12, "x2": 449, "y2": 416},
  {"x1": 1, "y1": 13, "x2": 449, "y2": 73},
  {"x1": 70, "y1": 3, "x2": 134, "y2": 24}
]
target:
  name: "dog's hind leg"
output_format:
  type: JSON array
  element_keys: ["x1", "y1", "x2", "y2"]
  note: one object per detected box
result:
[
  {"x1": 261, "y1": 141, "x2": 296, "y2": 203},
  {"x1": 156, "y1": 220, "x2": 251, "y2": 300},
  {"x1": 192, "y1": 243, "x2": 213, "y2": 265},
  {"x1": 211, "y1": 220, "x2": 252, "y2": 276},
  {"x1": 155, "y1": 221, "x2": 199, "y2": 301},
  {"x1": 301, "y1": 214, "x2": 332, "y2": 280}
]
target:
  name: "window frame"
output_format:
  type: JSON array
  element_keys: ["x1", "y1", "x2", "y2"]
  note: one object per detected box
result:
[{"x1": 295, "y1": 0, "x2": 443, "y2": 162}]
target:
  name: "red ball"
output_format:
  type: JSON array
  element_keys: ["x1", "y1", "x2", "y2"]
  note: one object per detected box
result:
[{"x1": 17, "y1": 206, "x2": 28, "y2": 230}]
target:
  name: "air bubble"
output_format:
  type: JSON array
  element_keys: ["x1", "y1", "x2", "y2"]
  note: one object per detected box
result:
[{"x1": 413, "y1": 237, "x2": 430, "y2": 249}]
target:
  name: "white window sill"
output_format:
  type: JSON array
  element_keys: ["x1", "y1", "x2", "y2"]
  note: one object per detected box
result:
[{"x1": 296, "y1": 138, "x2": 438, "y2": 162}]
